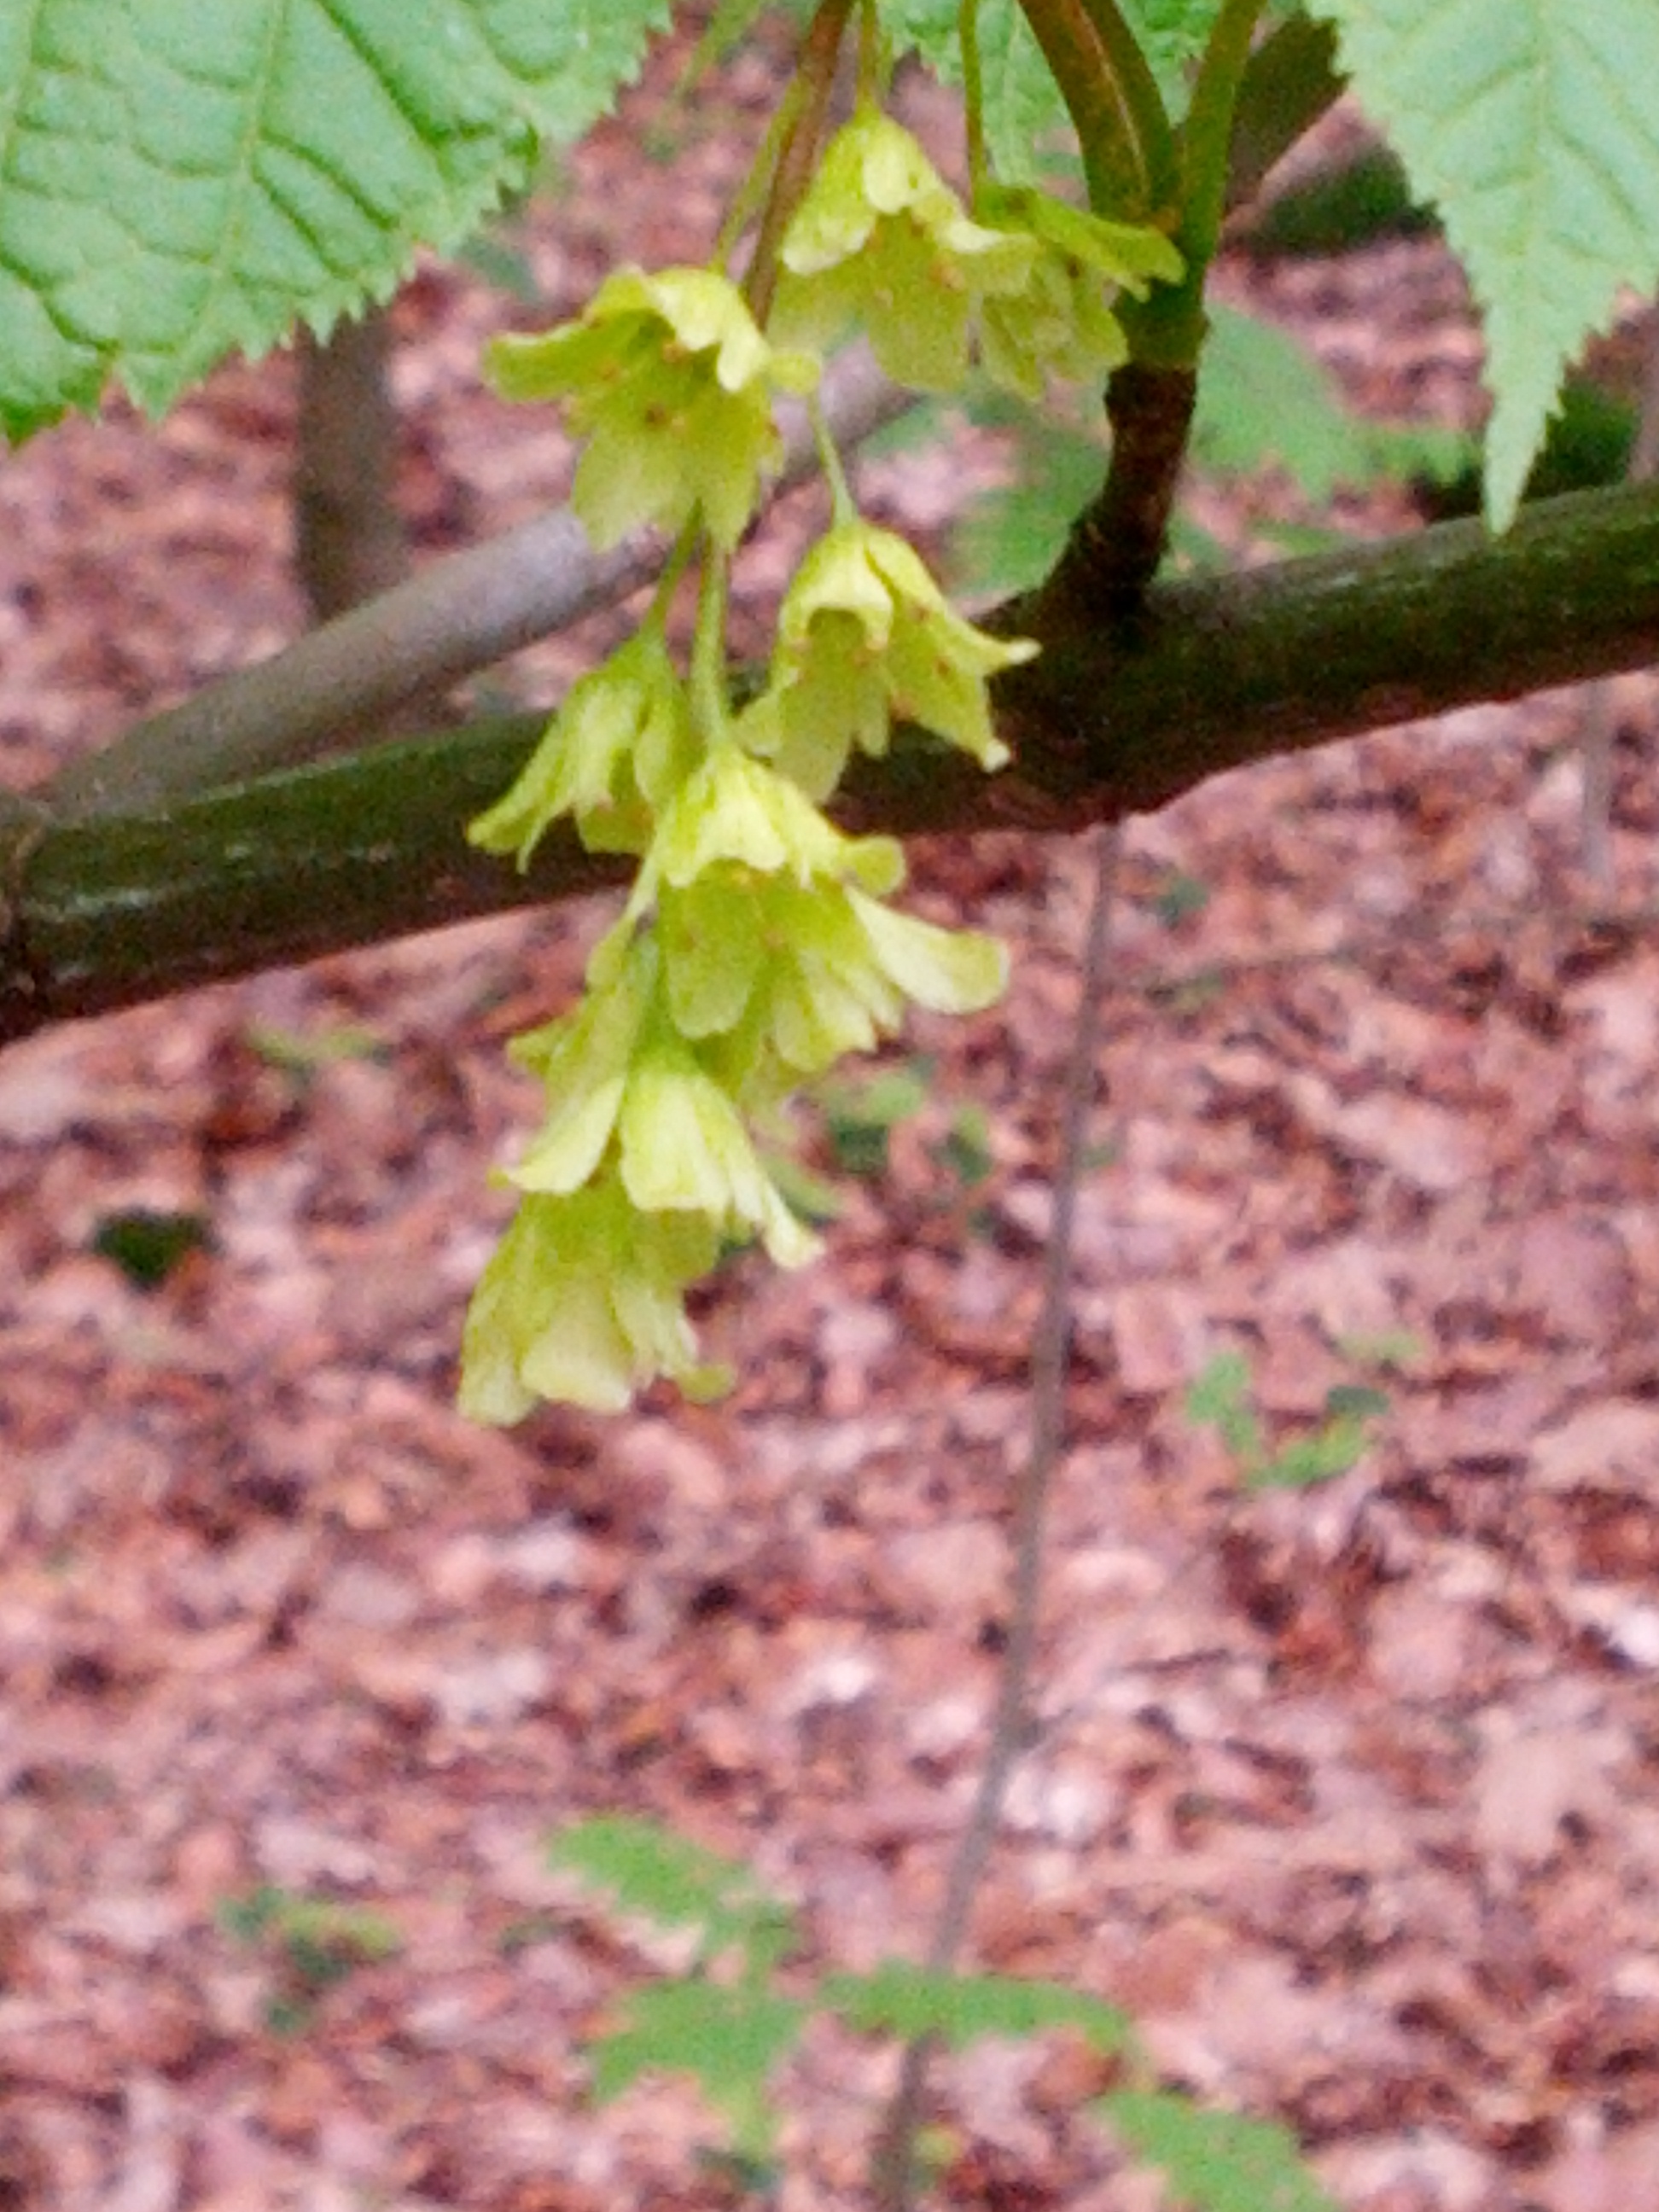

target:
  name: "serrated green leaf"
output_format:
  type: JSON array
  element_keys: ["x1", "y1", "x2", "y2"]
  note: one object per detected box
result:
[
  {"x1": 1193, "y1": 306, "x2": 1474, "y2": 499},
  {"x1": 821, "y1": 1962, "x2": 1132, "y2": 2053},
  {"x1": 589, "y1": 1980, "x2": 810, "y2": 2157},
  {"x1": 1103, "y1": 2089, "x2": 1339, "y2": 2212},
  {"x1": 955, "y1": 298, "x2": 1471, "y2": 598},
  {"x1": 549, "y1": 1816, "x2": 800, "y2": 1970},
  {"x1": 1308, "y1": 0, "x2": 1659, "y2": 527},
  {"x1": 0, "y1": 0, "x2": 670, "y2": 434},
  {"x1": 968, "y1": 0, "x2": 1074, "y2": 183}
]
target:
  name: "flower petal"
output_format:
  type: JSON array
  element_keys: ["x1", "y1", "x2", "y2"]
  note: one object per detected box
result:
[{"x1": 850, "y1": 889, "x2": 1010, "y2": 1011}]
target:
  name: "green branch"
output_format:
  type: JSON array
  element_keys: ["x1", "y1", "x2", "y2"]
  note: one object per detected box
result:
[
  {"x1": 1048, "y1": 3, "x2": 1265, "y2": 626},
  {"x1": 9, "y1": 479, "x2": 1659, "y2": 1045}
]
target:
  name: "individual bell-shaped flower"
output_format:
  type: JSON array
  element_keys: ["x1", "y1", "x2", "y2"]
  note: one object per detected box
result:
[
  {"x1": 761, "y1": 879, "x2": 1009, "y2": 1080},
  {"x1": 488, "y1": 266, "x2": 818, "y2": 549},
  {"x1": 616, "y1": 1036, "x2": 819, "y2": 1266},
  {"x1": 659, "y1": 867, "x2": 1008, "y2": 1096},
  {"x1": 581, "y1": 742, "x2": 905, "y2": 1030},
  {"x1": 616, "y1": 740, "x2": 906, "y2": 928},
  {"x1": 505, "y1": 931, "x2": 815, "y2": 1267},
  {"x1": 771, "y1": 110, "x2": 1034, "y2": 391},
  {"x1": 459, "y1": 1183, "x2": 727, "y2": 1422},
  {"x1": 469, "y1": 627, "x2": 696, "y2": 864},
  {"x1": 973, "y1": 186, "x2": 1185, "y2": 398},
  {"x1": 739, "y1": 520, "x2": 1034, "y2": 799}
]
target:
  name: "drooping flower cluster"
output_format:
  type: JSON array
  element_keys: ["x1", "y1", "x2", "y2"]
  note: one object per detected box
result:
[
  {"x1": 461, "y1": 656, "x2": 1011, "y2": 1420},
  {"x1": 771, "y1": 112, "x2": 1184, "y2": 399},
  {"x1": 462, "y1": 101, "x2": 1182, "y2": 1419}
]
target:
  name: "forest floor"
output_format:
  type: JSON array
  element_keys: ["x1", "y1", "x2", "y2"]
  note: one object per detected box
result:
[{"x1": 3, "y1": 25, "x2": 1659, "y2": 2212}]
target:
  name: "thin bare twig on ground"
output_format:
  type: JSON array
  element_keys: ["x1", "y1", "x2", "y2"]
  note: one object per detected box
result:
[{"x1": 870, "y1": 829, "x2": 1122, "y2": 2212}]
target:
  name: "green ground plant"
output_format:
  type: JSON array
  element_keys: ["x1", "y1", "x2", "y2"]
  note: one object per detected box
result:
[
  {"x1": 816, "y1": 1062, "x2": 937, "y2": 1179},
  {"x1": 90, "y1": 1206, "x2": 215, "y2": 1291},
  {"x1": 548, "y1": 1813, "x2": 1336, "y2": 2208},
  {"x1": 1185, "y1": 1347, "x2": 1398, "y2": 1491},
  {"x1": 218, "y1": 1885, "x2": 404, "y2": 2036}
]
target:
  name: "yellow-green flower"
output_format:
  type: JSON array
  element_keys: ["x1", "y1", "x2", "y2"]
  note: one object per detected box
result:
[
  {"x1": 659, "y1": 868, "x2": 1009, "y2": 1095},
  {"x1": 489, "y1": 266, "x2": 818, "y2": 549},
  {"x1": 609, "y1": 742, "x2": 905, "y2": 941},
  {"x1": 459, "y1": 1185, "x2": 726, "y2": 1423},
  {"x1": 506, "y1": 932, "x2": 815, "y2": 1267},
  {"x1": 617, "y1": 1039, "x2": 818, "y2": 1266},
  {"x1": 584, "y1": 739, "x2": 906, "y2": 1035},
  {"x1": 740, "y1": 521, "x2": 1033, "y2": 798},
  {"x1": 768, "y1": 880, "x2": 1008, "y2": 1078},
  {"x1": 469, "y1": 628, "x2": 696, "y2": 864},
  {"x1": 975, "y1": 187, "x2": 1185, "y2": 398},
  {"x1": 593, "y1": 744, "x2": 1006, "y2": 1085},
  {"x1": 771, "y1": 112, "x2": 1033, "y2": 390}
]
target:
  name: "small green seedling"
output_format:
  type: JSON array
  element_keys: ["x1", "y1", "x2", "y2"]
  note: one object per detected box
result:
[
  {"x1": 1102, "y1": 2090, "x2": 1341, "y2": 2212},
  {"x1": 218, "y1": 1884, "x2": 402, "y2": 2034},
  {"x1": 814, "y1": 1061, "x2": 933, "y2": 1179},
  {"x1": 90, "y1": 1208, "x2": 213, "y2": 1290},
  {"x1": 244, "y1": 1020, "x2": 387, "y2": 1078},
  {"x1": 1186, "y1": 1350, "x2": 1393, "y2": 1491},
  {"x1": 1148, "y1": 867, "x2": 1211, "y2": 928},
  {"x1": 1334, "y1": 1328, "x2": 1423, "y2": 1373},
  {"x1": 550, "y1": 1814, "x2": 799, "y2": 1978},
  {"x1": 928, "y1": 1103, "x2": 995, "y2": 1191}
]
